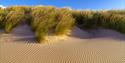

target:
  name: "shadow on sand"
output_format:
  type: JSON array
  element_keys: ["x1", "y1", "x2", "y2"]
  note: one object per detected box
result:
[
  {"x1": 1, "y1": 24, "x2": 125, "y2": 44},
  {"x1": 70, "y1": 27, "x2": 125, "y2": 41},
  {"x1": 10, "y1": 23, "x2": 36, "y2": 43}
]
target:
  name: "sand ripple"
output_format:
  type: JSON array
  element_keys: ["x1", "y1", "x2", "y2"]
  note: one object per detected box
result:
[{"x1": 0, "y1": 25, "x2": 125, "y2": 63}]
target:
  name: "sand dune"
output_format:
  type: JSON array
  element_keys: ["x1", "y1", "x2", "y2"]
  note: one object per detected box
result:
[
  {"x1": 0, "y1": 24, "x2": 35, "y2": 43},
  {"x1": 0, "y1": 24, "x2": 125, "y2": 63}
]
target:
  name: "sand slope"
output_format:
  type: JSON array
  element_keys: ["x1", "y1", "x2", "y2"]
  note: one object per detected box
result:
[
  {"x1": 0, "y1": 24, "x2": 125, "y2": 63},
  {"x1": 0, "y1": 24, "x2": 35, "y2": 43}
]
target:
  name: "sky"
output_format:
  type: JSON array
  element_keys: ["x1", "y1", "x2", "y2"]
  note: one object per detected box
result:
[{"x1": 0, "y1": 0, "x2": 125, "y2": 10}]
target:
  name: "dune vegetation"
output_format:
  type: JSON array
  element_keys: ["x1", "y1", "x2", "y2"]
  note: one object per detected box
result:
[
  {"x1": 29, "y1": 6, "x2": 75, "y2": 43},
  {"x1": 0, "y1": 8, "x2": 7, "y2": 29},
  {"x1": 0, "y1": 6, "x2": 125, "y2": 43},
  {"x1": 72, "y1": 10, "x2": 125, "y2": 33},
  {"x1": 30, "y1": 6, "x2": 58, "y2": 42}
]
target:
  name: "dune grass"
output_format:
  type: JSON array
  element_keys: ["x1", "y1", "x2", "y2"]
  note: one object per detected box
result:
[
  {"x1": 100, "y1": 12, "x2": 125, "y2": 33},
  {"x1": 73, "y1": 10, "x2": 125, "y2": 33},
  {"x1": 4, "y1": 11, "x2": 25, "y2": 33},
  {"x1": 0, "y1": 8, "x2": 7, "y2": 29},
  {"x1": 30, "y1": 6, "x2": 75, "y2": 43},
  {"x1": 4, "y1": 6, "x2": 30, "y2": 33},
  {"x1": 30, "y1": 6, "x2": 58, "y2": 43},
  {"x1": 0, "y1": 6, "x2": 125, "y2": 43},
  {"x1": 55, "y1": 8, "x2": 75, "y2": 35},
  {"x1": 72, "y1": 10, "x2": 96, "y2": 29}
]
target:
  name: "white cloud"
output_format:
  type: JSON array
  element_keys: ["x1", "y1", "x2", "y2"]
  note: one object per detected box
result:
[
  {"x1": 62, "y1": 6, "x2": 73, "y2": 10},
  {"x1": 0, "y1": 5, "x2": 6, "y2": 8}
]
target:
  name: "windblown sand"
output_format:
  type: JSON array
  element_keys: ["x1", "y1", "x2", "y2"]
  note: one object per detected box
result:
[{"x1": 0, "y1": 24, "x2": 125, "y2": 63}]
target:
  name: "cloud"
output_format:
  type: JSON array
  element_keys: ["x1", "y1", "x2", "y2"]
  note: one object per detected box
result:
[
  {"x1": 62, "y1": 6, "x2": 73, "y2": 10},
  {"x1": 0, "y1": 5, "x2": 6, "y2": 8}
]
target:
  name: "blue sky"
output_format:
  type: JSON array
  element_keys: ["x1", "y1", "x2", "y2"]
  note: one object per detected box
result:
[{"x1": 0, "y1": 0, "x2": 125, "y2": 9}]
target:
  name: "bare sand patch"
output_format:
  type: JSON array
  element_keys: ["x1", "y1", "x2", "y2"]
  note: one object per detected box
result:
[{"x1": 0, "y1": 25, "x2": 125, "y2": 63}]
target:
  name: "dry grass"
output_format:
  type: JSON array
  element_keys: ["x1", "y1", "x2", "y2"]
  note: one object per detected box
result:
[
  {"x1": 0, "y1": 8, "x2": 7, "y2": 29},
  {"x1": 0, "y1": 6, "x2": 125, "y2": 43},
  {"x1": 73, "y1": 10, "x2": 125, "y2": 33},
  {"x1": 4, "y1": 11, "x2": 25, "y2": 33},
  {"x1": 30, "y1": 6, "x2": 75, "y2": 43}
]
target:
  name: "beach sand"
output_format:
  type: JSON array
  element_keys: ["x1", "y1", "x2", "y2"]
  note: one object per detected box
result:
[{"x1": 0, "y1": 24, "x2": 125, "y2": 63}]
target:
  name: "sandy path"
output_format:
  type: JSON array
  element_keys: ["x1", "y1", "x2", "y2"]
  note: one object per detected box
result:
[{"x1": 0, "y1": 25, "x2": 125, "y2": 63}]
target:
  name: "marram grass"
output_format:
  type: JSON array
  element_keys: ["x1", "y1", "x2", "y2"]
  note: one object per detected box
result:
[
  {"x1": 0, "y1": 6, "x2": 125, "y2": 43},
  {"x1": 30, "y1": 6, "x2": 75, "y2": 43},
  {"x1": 73, "y1": 10, "x2": 125, "y2": 34},
  {"x1": 30, "y1": 6, "x2": 58, "y2": 43},
  {"x1": 0, "y1": 8, "x2": 7, "y2": 29},
  {"x1": 55, "y1": 8, "x2": 75, "y2": 35},
  {"x1": 4, "y1": 11, "x2": 25, "y2": 33}
]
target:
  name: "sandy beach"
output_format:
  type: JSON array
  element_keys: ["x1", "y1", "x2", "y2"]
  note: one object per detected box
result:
[{"x1": 0, "y1": 24, "x2": 125, "y2": 63}]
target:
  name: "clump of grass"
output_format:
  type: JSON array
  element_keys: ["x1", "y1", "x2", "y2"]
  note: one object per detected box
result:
[
  {"x1": 73, "y1": 10, "x2": 125, "y2": 34},
  {"x1": 6, "y1": 6, "x2": 31, "y2": 13},
  {"x1": 101, "y1": 13, "x2": 125, "y2": 33},
  {"x1": 4, "y1": 6, "x2": 30, "y2": 33},
  {"x1": 0, "y1": 8, "x2": 7, "y2": 29},
  {"x1": 107, "y1": 10, "x2": 125, "y2": 15},
  {"x1": 6, "y1": 6, "x2": 32, "y2": 23},
  {"x1": 4, "y1": 11, "x2": 25, "y2": 33},
  {"x1": 55, "y1": 8, "x2": 75, "y2": 35},
  {"x1": 72, "y1": 11, "x2": 84, "y2": 26},
  {"x1": 30, "y1": 7, "x2": 75, "y2": 43},
  {"x1": 73, "y1": 10, "x2": 96, "y2": 29},
  {"x1": 30, "y1": 6, "x2": 58, "y2": 43}
]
